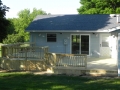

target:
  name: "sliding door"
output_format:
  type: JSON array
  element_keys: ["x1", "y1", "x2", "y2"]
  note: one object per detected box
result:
[
  {"x1": 71, "y1": 34, "x2": 89, "y2": 55},
  {"x1": 71, "y1": 35, "x2": 80, "y2": 54},
  {"x1": 81, "y1": 35, "x2": 89, "y2": 54}
]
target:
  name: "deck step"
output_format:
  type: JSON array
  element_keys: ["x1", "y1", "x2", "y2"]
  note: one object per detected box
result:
[
  {"x1": 51, "y1": 68, "x2": 118, "y2": 76},
  {"x1": 86, "y1": 69, "x2": 117, "y2": 76}
]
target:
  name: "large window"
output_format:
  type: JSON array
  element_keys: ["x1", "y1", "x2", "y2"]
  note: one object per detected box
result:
[{"x1": 47, "y1": 34, "x2": 56, "y2": 42}]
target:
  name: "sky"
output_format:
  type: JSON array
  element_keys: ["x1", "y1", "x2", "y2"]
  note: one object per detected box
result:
[{"x1": 2, "y1": 0, "x2": 81, "y2": 18}]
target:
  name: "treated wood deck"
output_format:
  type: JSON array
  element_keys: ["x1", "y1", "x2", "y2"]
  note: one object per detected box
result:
[
  {"x1": 53, "y1": 57, "x2": 117, "y2": 70},
  {"x1": 0, "y1": 43, "x2": 118, "y2": 76},
  {"x1": 87, "y1": 57, "x2": 117, "y2": 71}
]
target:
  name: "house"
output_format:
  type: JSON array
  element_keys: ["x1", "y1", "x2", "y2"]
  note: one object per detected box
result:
[
  {"x1": 25, "y1": 14, "x2": 120, "y2": 76},
  {"x1": 26, "y1": 14, "x2": 120, "y2": 58},
  {"x1": 2, "y1": 14, "x2": 120, "y2": 76}
]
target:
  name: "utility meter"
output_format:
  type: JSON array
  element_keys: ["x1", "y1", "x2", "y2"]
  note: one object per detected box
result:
[{"x1": 64, "y1": 39, "x2": 67, "y2": 45}]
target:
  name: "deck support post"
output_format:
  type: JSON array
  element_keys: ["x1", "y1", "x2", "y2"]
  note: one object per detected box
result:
[{"x1": 117, "y1": 33, "x2": 120, "y2": 76}]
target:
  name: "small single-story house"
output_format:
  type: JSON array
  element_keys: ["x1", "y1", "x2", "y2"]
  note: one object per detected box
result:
[
  {"x1": 26, "y1": 14, "x2": 120, "y2": 76},
  {"x1": 26, "y1": 14, "x2": 120, "y2": 58}
]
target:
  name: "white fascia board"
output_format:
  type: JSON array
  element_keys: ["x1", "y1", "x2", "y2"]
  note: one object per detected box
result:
[
  {"x1": 26, "y1": 30, "x2": 110, "y2": 33},
  {"x1": 108, "y1": 26, "x2": 120, "y2": 32}
]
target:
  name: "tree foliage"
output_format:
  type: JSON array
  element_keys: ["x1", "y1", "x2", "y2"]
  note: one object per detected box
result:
[
  {"x1": 77, "y1": 0, "x2": 120, "y2": 14},
  {"x1": 0, "y1": 0, "x2": 10, "y2": 42},
  {"x1": 3, "y1": 34, "x2": 24, "y2": 44},
  {"x1": 3, "y1": 8, "x2": 47, "y2": 44}
]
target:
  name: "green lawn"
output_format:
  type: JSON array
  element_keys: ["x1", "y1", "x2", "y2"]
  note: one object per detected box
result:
[{"x1": 0, "y1": 72, "x2": 120, "y2": 90}]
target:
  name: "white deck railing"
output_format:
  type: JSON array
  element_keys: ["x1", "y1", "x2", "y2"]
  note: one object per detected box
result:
[
  {"x1": 46, "y1": 53, "x2": 87, "y2": 68},
  {"x1": 1, "y1": 43, "x2": 48, "y2": 60}
]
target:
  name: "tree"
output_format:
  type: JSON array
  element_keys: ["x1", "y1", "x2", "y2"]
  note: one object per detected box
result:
[
  {"x1": 3, "y1": 8, "x2": 47, "y2": 44},
  {"x1": 6, "y1": 18, "x2": 15, "y2": 34},
  {"x1": 77, "y1": 0, "x2": 120, "y2": 14},
  {"x1": 0, "y1": 0, "x2": 10, "y2": 42}
]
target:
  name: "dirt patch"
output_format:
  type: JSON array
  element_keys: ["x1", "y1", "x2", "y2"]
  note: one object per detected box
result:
[{"x1": 0, "y1": 67, "x2": 8, "y2": 72}]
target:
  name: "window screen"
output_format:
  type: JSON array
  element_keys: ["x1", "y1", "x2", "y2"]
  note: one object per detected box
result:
[
  {"x1": 102, "y1": 37, "x2": 109, "y2": 47},
  {"x1": 47, "y1": 34, "x2": 56, "y2": 42}
]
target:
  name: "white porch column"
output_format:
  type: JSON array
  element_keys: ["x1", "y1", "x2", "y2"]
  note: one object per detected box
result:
[{"x1": 118, "y1": 33, "x2": 120, "y2": 76}]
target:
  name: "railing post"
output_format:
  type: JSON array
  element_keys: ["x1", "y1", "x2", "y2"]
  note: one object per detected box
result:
[
  {"x1": 1, "y1": 46, "x2": 5, "y2": 57},
  {"x1": 25, "y1": 47, "x2": 27, "y2": 70},
  {"x1": 52, "y1": 53, "x2": 56, "y2": 66},
  {"x1": 25, "y1": 47, "x2": 27, "y2": 60},
  {"x1": 85, "y1": 55, "x2": 87, "y2": 69}
]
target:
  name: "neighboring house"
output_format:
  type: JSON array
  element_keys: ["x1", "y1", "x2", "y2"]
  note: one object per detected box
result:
[{"x1": 26, "y1": 14, "x2": 120, "y2": 59}]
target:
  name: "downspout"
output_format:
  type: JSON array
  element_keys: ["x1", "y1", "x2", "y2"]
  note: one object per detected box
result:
[{"x1": 117, "y1": 15, "x2": 119, "y2": 23}]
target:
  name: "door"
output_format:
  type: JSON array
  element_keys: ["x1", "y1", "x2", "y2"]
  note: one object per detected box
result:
[
  {"x1": 100, "y1": 34, "x2": 111, "y2": 57},
  {"x1": 71, "y1": 35, "x2": 80, "y2": 54},
  {"x1": 81, "y1": 35, "x2": 89, "y2": 54},
  {"x1": 71, "y1": 34, "x2": 89, "y2": 55},
  {"x1": 111, "y1": 35, "x2": 117, "y2": 59}
]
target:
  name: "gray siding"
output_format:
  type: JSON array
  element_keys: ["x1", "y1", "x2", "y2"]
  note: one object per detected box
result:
[
  {"x1": 30, "y1": 32, "x2": 108, "y2": 57},
  {"x1": 90, "y1": 33, "x2": 100, "y2": 57}
]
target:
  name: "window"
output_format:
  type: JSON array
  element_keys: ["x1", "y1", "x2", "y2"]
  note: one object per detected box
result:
[
  {"x1": 102, "y1": 37, "x2": 109, "y2": 47},
  {"x1": 47, "y1": 34, "x2": 56, "y2": 42}
]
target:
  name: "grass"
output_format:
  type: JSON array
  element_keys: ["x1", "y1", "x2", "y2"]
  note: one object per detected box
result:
[{"x1": 0, "y1": 72, "x2": 120, "y2": 90}]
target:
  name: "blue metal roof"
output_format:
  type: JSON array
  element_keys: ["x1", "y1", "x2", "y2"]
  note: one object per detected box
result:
[{"x1": 26, "y1": 14, "x2": 120, "y2": 32}]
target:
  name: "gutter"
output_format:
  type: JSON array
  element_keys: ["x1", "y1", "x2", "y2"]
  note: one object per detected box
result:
[
  {"x1": 26, "y1": 25, "x2": 120, "y2": 33},
  {"x1": 26, "y1": 30, "x2": 110, "y2": 33}
]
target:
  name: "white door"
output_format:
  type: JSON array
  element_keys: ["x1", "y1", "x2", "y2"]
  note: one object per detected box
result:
[
  {"x1": 100, "y1": 34, "x2": 111, "y2": 57},
  {"x1": 111, "y1": 36, "x2": 117, "y2": 59}
]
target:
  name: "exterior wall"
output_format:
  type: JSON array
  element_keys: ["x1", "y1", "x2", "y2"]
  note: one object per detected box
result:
[
  {"x1": 90, "y1": 33, "x2": 100, "y2": 57},
  {"x1": 30, "y1": 32, "x2": 71, "y2": 53},
  {"x1": 30, "y1": 32, "x2": 110, "y2": 57}
]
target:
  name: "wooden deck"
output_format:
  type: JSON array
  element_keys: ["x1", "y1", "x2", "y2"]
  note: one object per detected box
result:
[
  {"x1": 0, "y1": 55, "x2": 117, "y2": 76},
  {"x1": 52, "y1": 57, "x2": 117, "y2": 76},
  {"x1": 87, "y1": 57, "x2": 117, "y2": 70},
  {"x1": 0, "y1": 43, "x2": 118, "y2": 76}
]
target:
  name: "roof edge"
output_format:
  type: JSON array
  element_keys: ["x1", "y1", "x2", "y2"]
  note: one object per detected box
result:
[{"x1": 26, "y1": 30, "x2": 110, "y2": 33}]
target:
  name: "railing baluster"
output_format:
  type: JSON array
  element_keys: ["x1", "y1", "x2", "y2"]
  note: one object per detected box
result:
[
  {"x1": 81, "y1": 56, "x2": 82, "y2": 66},
  {"x1": 57, "y1": 54, "x2": 60, "y2": 66},
  {"x1": 45, "y1": 53, "x2": 87, "y2": 68},
  {"x1": 81, "y1": 56, "x2": 84, "y2": 67}
]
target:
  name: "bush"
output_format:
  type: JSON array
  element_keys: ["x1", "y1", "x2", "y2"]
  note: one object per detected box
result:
[{"x1": 3, "y1": 34, "x2": 24, "y2": 44}]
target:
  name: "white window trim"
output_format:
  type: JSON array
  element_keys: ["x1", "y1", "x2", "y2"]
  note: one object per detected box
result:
[{"x1": 70, "y1": 34, "x2": 90, "y2": 56}]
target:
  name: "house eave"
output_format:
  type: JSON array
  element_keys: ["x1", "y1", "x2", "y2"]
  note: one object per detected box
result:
[
  {"x1": 108, "y1": 26, "x2": 120, "y2": 32},
  {"x1": 26, "y1": 30, "x2": 111, "y2": 33}
]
